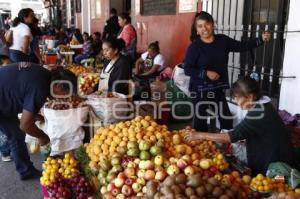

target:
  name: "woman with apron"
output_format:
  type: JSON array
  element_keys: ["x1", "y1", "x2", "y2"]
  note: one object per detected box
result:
[{"x1": 98, "y1": 37, "x2": 132, "y2": 95}]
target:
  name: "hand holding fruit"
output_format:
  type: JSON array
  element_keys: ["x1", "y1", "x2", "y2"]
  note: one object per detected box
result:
[{"x1": 184, "y1": 130, "x2": 200, "y2": 142}]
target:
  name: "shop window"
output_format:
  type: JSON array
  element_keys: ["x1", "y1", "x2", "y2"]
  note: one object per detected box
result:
[
  {"x1": 141, "y1": 0, "x2": 177, "y2": 16},
  {"x1": 91, "y1": 0, "x2": 101, "y2": 18}
]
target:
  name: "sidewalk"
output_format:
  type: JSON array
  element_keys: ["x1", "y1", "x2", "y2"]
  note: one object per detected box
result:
[{"x1": 0, "y1": 154, "x2": 43, "y2": 199}]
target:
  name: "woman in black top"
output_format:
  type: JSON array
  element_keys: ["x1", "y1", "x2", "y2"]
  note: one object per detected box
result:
[
  {"x1": 185, "y1": 76, "x2": 294, "y2": 175},
  {"x1": 98, "y1": 37, "x2": 131, "y2": 95},
  {"x1": 184, "y1": 11, "x2": 271, "y2": 132}
]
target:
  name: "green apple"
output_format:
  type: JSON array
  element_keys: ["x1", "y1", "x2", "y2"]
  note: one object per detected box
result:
[
  {"x1": 132, "y1": 182, "x2": 142, "y2": 193},
  {"x1": 112, "y1": 165, "x2": 123, "y2": 173},
  {"x1": 154, "y1": 155, "x2": 164, "y2": 166},
  {"x1": 150, "y1": 145, "x2": 162, "y2": 156},
  {"x1": 127, "y1": 141, "x2": 138, "y2": 149},
  {"x1": 139, "y1": 150, "x2": 151, "y2": 160},
  {"x1": 111, "y1": 157, "x2": 121, "y2": 166},
  {"x1": 127, "y1": 148, "x2": 140, "y2": 157},
  {"x1": 139, "y1": 140, "x2": 151, "y2": 151}
]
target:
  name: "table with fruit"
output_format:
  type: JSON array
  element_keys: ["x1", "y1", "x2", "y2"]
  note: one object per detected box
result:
[{"x1": 40, "y1": 116, "x2": 300, "y2": 199}]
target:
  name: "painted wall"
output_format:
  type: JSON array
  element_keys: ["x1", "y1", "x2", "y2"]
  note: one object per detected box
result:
[
  {"x1": 90, "y1": 0, "x2": 109, "y2": 34},
  {"x1": 279, "y1": 0, "x2": 300, "y2": 114},
  {"x1": 135, "y1": 0, "x2": 198, "y2": 68}
]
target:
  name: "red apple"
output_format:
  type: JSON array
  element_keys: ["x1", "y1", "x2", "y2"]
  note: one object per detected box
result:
[
  {"x1": 125, "y1": 178, "x2": 135, "y2": 186},
  {"x1": 124, "y1": 168, "x2": 135, "y2": 178},
  {"x1": 144, "y1": 170, "x2": 156, "y2": 180},
  {"x1": 177, "y1": 159, "x2": 188, "y2": 170},
  {"x1": 107, "y1": 183, "x2": 116, "y2": 192},
  {"x1": 144, "y1": 160, "x2": 154, "y2": 170},
  {"x1": 111, "y1": 187, "x2": 120, "y2": 196},
  {"x1": 117, "y1": 172, "x2": 126, "y2": 179},
  {"x1": 181, "y1": 155, "x2": 192, "y2": 165},
  {"x1": 121, "y1": 184, "x2": 133, "y2": 196},
  {"x1": 209, "y1": 166, "x2": 218, "y2": 174},
  {"x1": 155, "y1": 170, "x2": 167, "y2": 181}
]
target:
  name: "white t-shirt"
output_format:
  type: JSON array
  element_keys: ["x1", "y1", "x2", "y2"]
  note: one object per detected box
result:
[
  {"x1": 9, "y1": 23, "x2": 32, "y2": 52},
  {"x1": 141, "y1": 52, "x2": 165, "y2": 71}
]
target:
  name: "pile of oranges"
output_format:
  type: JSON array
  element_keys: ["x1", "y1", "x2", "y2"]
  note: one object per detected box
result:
[
  {"x1": 250, "y1": 174, "x2": 274, "y2": 192},
  {"x1": 85, "y1": 116, "x2": 170, "y2": 170}
]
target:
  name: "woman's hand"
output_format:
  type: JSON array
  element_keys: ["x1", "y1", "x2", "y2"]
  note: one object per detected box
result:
[
  {"x1": 262, "y1": 32, "x2": 272, "y2": 42},
  {"x1": 207, "y1": 70, "x2": 220, "y2": 81},
  {"x1": 184, "y1": 129, "x2": 201, "y2": 142}
]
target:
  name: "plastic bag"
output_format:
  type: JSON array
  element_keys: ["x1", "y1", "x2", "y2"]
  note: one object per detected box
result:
[
  {"x1": 231, "y1": 141, "x2": 247, "y2": 164},
  {"x1": 266, "y1": 162, "x2": 300, "y2": 189},
  {"x1": 43, "y1": 106, "x2": 89, "y2": 155},
  {"x1": 165, "y1": 80, "x2": 192, "y2": 122},
  {"x1": 87, "y1": 92, "x2": 128, "y2": 125},
  {"x1": 172, "y1": 63, "x2": 191, "y2": 97},
  {"x1": 25, "y1": 121, "x2": 47, "y2": 154}
]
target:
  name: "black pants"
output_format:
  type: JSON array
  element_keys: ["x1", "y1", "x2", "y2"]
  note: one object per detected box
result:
[{"x1": 192, "y1": 89, "x2": 233, "y2": 132}]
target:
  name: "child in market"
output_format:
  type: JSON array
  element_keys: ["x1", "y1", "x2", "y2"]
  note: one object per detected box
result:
[{"x1": 184, "y1": 76, "x2": 294, "y2": 175}]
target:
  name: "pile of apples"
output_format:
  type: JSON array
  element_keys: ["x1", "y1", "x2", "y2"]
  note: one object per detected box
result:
[
  {"x1": 66, "y1": 64, "x2": 95, "y2": 76},
  {"x1": 78, "y1": 73, "x2": 100, "y2": 95}
]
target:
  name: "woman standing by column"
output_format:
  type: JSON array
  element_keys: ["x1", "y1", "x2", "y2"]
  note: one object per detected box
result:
[{"x1": 184, "y1": 11, "x2": 271, "y2": 132}]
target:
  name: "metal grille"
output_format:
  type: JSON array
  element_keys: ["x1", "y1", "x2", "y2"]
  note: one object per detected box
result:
[{"x1": 201, "y1": 0, "x2": 297, "y2": 107}]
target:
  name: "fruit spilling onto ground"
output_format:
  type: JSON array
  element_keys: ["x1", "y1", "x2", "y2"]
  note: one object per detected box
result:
[
  {"x1": 41, "y1": 153, "x2": 79, "y2": 186},
  {"x1": 79, "y1": 73, "x2": 100, "y2": 95},
  {"x1": 45, "y1": 96, "x2": 86, "y2": 110}
]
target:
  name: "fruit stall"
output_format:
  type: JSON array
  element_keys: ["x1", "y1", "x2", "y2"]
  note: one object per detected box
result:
[{"x1": 39, "y1": 116, "x2": 300, "y2": 199}]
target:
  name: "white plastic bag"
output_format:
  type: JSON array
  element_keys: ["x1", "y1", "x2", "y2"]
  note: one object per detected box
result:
[
  {"x1": 25, "y1": 121, "x2": 47, "y2": 154},
  {"x1": 87, "y1": 92, "x2": 128, "y2": 125},
  {"x1": 43, "y1": 106, "x2": 89, "y2": 155},
  {"x1": 173, "y1": 63, "x2": 191, "y2": 97}
]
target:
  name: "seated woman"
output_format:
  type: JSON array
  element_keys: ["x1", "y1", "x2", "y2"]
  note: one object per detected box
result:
[
  {"x1": 74, "y1": 32, "x2": 93, "y2": 64},
  {"x1": 98, "y1": 37, "x2": 132, "y2": 95},
  {"x1": 70, "y1": 28, "x2": 84, "y2": 44},
  {"x1": 185, "y1": 76, "x2": 294, "y2": 175},
  {"x1": 135, "y1": 41, "x2": 165, "y2": 79}
]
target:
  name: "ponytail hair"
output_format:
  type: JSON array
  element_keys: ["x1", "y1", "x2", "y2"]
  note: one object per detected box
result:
[
  {"x1": 12, "y1": 8, "x2": 34, "y2": 27},
  {"x1": 190, "y1": 11, "x2": 214, "y2": 42},
  {"x1": 119, "y1": 12, "x2": 131, "y2": 24},
  {"x1": 103, "y1": 37, "x2": 125, "y2": 54},
  {"x1": 148, "y1": 41, "x2": 160, "y2": 53}
]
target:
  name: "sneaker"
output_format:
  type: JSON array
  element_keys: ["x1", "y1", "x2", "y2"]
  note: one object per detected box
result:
[
  {"x1": 20, "y1": 167, "x2": 42, "y2": 181},
  {"x1": 1, "y1": 155, "x2": 12, "y2": 162}
]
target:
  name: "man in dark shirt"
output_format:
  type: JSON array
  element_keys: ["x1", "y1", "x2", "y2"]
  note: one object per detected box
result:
[
  {"x1": 102, "y1": 8, "x2": 121, "y2": 40},
  {"x1": 0, "y1": 63, "x2": 76, "y2": 180}
]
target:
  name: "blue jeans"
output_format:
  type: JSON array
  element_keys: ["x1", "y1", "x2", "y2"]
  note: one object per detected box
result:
[
  {"x1": 0, "y1": 116, "x2": 34, "y2": 177},
  {"x1": 0, "y1": 130, "x2": 10, "y2": 156},
  {"x1": 9, "y1": 49, "x2": 30, "y2": 63},
  {"x1": 74, "y1": 54, "x2": 90, "y2": 64}
]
